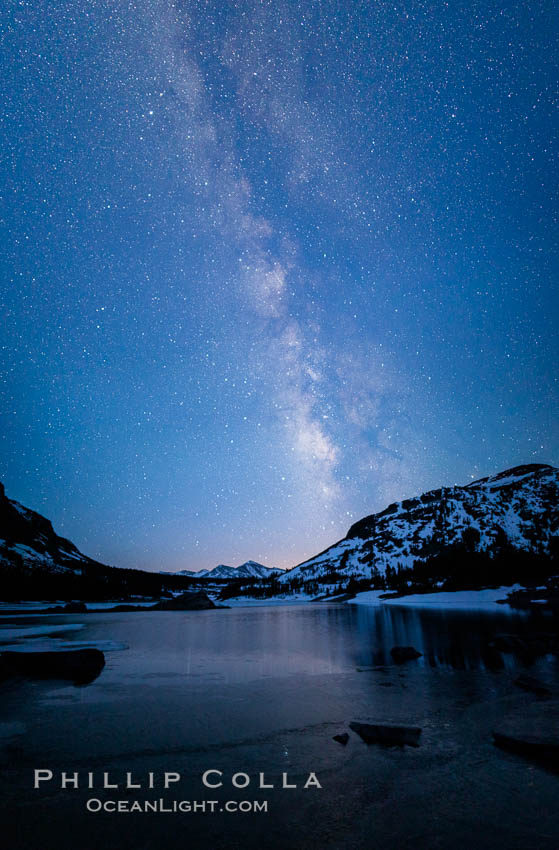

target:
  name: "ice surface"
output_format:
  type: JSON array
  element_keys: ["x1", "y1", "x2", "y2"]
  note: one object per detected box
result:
[
  {"x1": 0, "y1": 624, "x2": 85, "y2": 644},
  {"x1": 3, "y1": 638, "x2": 127, "y2": 652}
]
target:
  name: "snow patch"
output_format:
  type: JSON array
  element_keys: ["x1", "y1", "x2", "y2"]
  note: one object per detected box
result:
[{"x1": 349, "y1": 586, "x2": 523, "y2": 609}]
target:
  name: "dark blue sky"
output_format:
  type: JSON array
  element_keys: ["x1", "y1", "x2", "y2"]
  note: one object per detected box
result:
[{"x1": 1, "y1": 0, "x2": 557, "y2": 571}]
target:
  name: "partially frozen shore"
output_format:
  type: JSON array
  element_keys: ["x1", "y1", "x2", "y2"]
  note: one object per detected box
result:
[
  {"x1": 218, "y1": 595, "x2": 314, "y2": 607},
  {"x1": 348, "y1": 586, "x2": 523, "y2": 609},
  {"x1": 223, "y1": 586, "x2": 526, "y2": 609},
  {"x1": 0, "y1": 586, "x2": 527, "y2": 613}
]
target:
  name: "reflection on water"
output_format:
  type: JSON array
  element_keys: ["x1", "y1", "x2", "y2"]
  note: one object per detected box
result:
[
  {"x1": 0, "y1": 601, "x2": 551, "y2": 683},
  {"x1": 349, "y1": 603, "x2": 537, "y2": 671}
]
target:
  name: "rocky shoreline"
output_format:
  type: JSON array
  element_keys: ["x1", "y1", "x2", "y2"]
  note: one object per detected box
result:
[{"x1": 0, "y1": 591, "x2": 227, "y2": 616}]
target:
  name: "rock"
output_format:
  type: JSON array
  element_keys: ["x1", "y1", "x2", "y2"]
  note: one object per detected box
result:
[
  {"x1": 0, "y1": 649, "x2": 105, "y2": 684},
  {"x1": 91, "y1": 596, "x2": 228, "y2": 612},
  {"x1": 63, "y1": 601, "x2": 88, "y2": 613},
  {"x1": 493, "y1": 730, "x2": 559, "y2": 762},
  {"x1": 492, "y1": 701, "x2": 559, "y2": 763},
  {"x1": 390, "y1": 646, "x2": 422, "y2": 664},
  {"x1": 513, "y1": 675, "x2": 552, "y2": 697},
  {"x1": 349, "y1": 721, "x2": 421, "y2": 747},
  {"x1": 333, "y1": 733, "x2": 349, "y2": 746},
  {"x1": 152, "y1": 592, "x2": 216, "y2": 611},
  {"x1": 44, "y1": 601, "x2": 88, "y2": 613}
]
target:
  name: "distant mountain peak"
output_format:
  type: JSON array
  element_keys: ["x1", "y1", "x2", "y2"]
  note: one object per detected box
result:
[
  {"x1": 169, "y1": 560, "x2": 280, "y2": 580},
  {"x1": 197, "y1": 561, "x2": 280, "y2": 580}
]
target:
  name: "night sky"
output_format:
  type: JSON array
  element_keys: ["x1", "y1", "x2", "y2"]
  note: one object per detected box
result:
[{"x1": 1, "y1": 1, "x2": 557, "y2": 572}]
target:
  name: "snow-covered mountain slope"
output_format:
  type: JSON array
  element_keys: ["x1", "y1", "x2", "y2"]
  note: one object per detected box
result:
[
  {"x1": 0, "y1": 482, "x2": 105, "y2": 575},
  {"x1": 174, "y1": 561, "x2": 280, "y2": 580},
  {"x1": 279, "y1": 464, "x2": 558, "y2": 586}
]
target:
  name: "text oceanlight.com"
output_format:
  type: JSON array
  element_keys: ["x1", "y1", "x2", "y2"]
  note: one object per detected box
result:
[{"x1": 86, "y1": 799, "x2": 268, "y2": 814}]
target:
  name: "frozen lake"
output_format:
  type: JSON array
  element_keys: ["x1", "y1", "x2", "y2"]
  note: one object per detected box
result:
[{"x1": 1, "y1": 602, "x2": 558, "y2": 849}]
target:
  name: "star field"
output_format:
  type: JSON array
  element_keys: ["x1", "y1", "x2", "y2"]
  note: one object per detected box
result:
[{"x1": 1, "y1": 0, "x2": 557, "y2": 571}]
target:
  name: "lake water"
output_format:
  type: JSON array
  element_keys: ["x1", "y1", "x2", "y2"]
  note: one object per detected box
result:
[{"x1": 1, "y1": 602, "x2": 559, "y2": 849}]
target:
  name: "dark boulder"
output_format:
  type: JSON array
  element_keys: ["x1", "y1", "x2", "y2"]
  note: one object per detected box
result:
[
  {"x1": 1, "y1": 648, "x2": 105, "y2": 684},
  {"x1": 514, "y1": 675, "x2": 552, "y2": 697},
  {"x1": 92, "y1": 595, "x2": 227, "y2": 612},
  {"x1": 63, "y1": 601, "x2": 88, "y2": 613},
  {"x1": 153, "y1": 592, "x2": 216, "y2": 611},
  {"x1": 492, "y1": 701, "x2": 559, "y2": 764},
  {"x1": 349, "y1": 721, "x2": 421, "y2": 747},
  {"x1": 390, "y1": 646, "x2": 422, "y2": 664},
  {"x1": 333, "y1": 733, "x2": 349, "y2": 746},
  {"x1": 44, "y1": 601, "x2": 88, "y2": 613},
  {"x1": 493, "y1": 730, "x2": 559, "y2": 763}
]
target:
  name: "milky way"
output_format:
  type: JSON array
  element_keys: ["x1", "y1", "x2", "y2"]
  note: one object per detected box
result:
[{"x1": 1, "y1": 1, "x2": 557, "y2": 571}]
